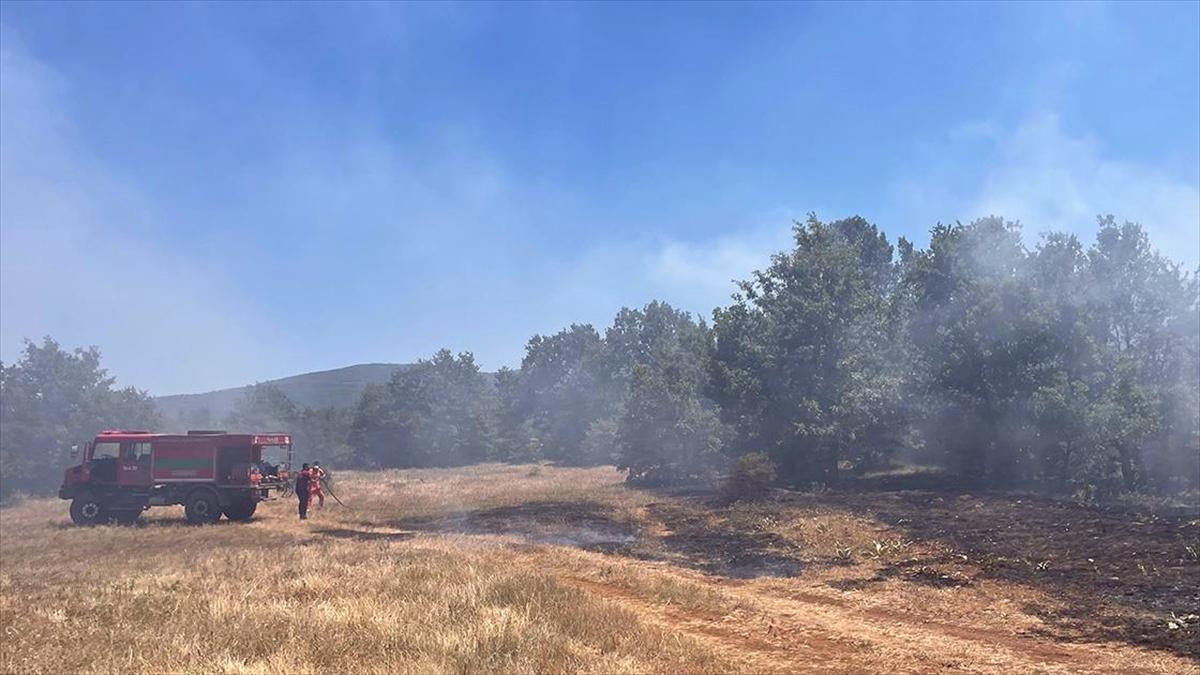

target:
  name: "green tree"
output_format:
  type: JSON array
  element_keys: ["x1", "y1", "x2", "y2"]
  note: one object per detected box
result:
[
  {"x1": 1083, "y1": 218, "x2": 1198, "y2": 493},
  {"x1": 604, "y1": 301, "x2": 710, "y2": 392},
  {"x1": 607, "y1": 302, "x2": 721, "y2": 482},
  {"x1": 1025, "y1": 232, "x2": 1098, "y2": 490},
  {"x1": 517, "y1": 325, "x2": 613, "y2": 464},
  {"x1": 493, "y1": 367, "x2": 536, "y2": 461},
  {"x1": 0, "y1": 338, "x2": 159, "y2": 500},
  {"x1": 906, "y1": 217, "x2": 1044, "y2": 487},
  {"x1": 222, "y1": 383, "x2": 353, "y2": 465},
  {"x1": 224, "y1": 383, "x2": 299, "y2": 432},
  {"x1": 347, "y1": 349, "x2": 494, "y2": 468},
  {"x1": 711, "y1": 215, "x2": 901, "y2": 486},
  {"x1": 618, "y1": 362, "x2": 726, "y2": 485},
  {"x1": 297, "y1": 405, "x2": 355, "y2": 467},
  {"x1": 580, "y1": 417, "x2": 620, "y2": 466}
]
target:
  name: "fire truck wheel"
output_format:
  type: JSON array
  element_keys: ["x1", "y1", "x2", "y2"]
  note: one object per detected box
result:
[
  {"x1": 184, "y1": 489, "x2": 221, "y2": 524},
  {"x1": 222, "y1": 498, "x2": 257, "y2": 521},
  {"x1": 69, "y1": 495, "x2": 107, "y2": 526}
]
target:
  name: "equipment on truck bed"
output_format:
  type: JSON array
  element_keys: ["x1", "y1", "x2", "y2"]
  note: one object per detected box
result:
[{"x1": 58, "y1": 429, "x2": 294, "y2": 525}]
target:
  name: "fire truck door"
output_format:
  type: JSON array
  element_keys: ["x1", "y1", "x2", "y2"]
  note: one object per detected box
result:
[{"x1": 117, "y1": 442, "x2": 153, "y2": 487}]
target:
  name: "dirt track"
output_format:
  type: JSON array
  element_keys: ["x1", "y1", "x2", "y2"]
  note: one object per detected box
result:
[{"x1": 559, "y1": 566, "x2": 1168, "y2": 674}]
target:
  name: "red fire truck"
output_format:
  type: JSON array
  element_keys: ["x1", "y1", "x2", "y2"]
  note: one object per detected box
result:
[{"x1": 59, "y1": 430, "x2": 293, "y2": 525}]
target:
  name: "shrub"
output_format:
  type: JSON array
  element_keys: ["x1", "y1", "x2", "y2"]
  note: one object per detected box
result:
[{"x1": 726, "y1": 452, "x2": 777, "y2": 499}]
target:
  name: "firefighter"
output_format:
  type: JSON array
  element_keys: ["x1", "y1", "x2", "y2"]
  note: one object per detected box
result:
[
  {"x1": 310, "y1": 461, "x2": 327, "y2": 509},
  {"x1": 295, "y1": 463, "x2": 312, "y2": 520}
]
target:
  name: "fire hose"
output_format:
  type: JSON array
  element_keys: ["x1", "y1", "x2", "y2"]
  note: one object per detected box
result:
[{"x1": 321, "y1": 477, "x2": 353, "y2": 510}]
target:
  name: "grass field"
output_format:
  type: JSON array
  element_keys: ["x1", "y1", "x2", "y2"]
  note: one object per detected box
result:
[{"x1": 1, "y1": 464, "x2": 1197, "y2": 673}]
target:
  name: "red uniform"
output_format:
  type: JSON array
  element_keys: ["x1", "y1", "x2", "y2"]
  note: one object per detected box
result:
[{"x1": 309, "y1": 465, "x2": 326, "y2": 508}]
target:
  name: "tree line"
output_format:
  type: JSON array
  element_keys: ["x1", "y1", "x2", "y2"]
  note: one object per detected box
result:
[{"x1": 2, "y1": 215, "x2": 1196, "y2": 500}]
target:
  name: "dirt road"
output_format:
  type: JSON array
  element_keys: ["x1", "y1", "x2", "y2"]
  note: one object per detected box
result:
[{"x1": 558, "y1": 565, "x2": 1182, "y2": 674}]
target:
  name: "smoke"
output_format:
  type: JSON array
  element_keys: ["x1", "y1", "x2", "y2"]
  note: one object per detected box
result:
[
  {"x1": 0, "y1": 35, "x2": 298, "y2": 394},
  {"x1": 908, "y1": 216, "x2": 1198, "y2": 492},
  {"x1": 889, "y1": 112, "x2": 1200, "y2": 268},
  {"x1": 0, "y1": 32, "x2": 808, "y2": 394},
  {"x1": 553, "y1": 210, "x2": 801, "y2": 326}
]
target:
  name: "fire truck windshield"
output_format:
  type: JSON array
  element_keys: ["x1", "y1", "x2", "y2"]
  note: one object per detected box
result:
[
  {"x1": 261, "y1": 444, "x2": 288, "y2": 465},
  {"x1": 92, "y1": 442, "x2": 120, "y2": 460}
]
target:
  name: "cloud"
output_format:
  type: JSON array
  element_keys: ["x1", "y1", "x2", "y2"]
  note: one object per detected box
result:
[
  {"x1": 972, "y1": 112, "x2": 1199, "y2": 262},
  {"x1": 548, "y1": 210, "x2": 798, "y2": 329},
  {"x1": 0, "y1": 37, "x2": 299, "y2": 394},
  {"x1": 890, "y1": 111, "x2": 1200, "y2": 266},
  {"x1": 0, "y1": 34, "x2": 580, "y2": 392},
  {"x1": 648, "y1": 214, "x2": 796, "y2": 299}
]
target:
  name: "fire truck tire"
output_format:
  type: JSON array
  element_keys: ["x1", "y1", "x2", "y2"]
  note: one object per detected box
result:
[
  {"x1": 69, "y1": 495, "x2": 107, "y2": 526},
  {"x1": 222, "y1": 498, "x2": 257, "y2": 521},
  {"x1": 184, "y1": 489, "x2": 221, "y2": 524}
]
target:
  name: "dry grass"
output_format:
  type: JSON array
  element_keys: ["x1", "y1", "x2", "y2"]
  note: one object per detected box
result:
[
  {"x1": 1, "y1": 463, "x2": 1196, "y2": 674},
  {"x1": 0, "y1": 466, "x2": 726, "y2": 675}
]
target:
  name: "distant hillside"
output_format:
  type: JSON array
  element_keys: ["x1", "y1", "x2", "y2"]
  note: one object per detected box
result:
[{"x1": 155, "y1": 363, "x2": 410, "y2": 424}]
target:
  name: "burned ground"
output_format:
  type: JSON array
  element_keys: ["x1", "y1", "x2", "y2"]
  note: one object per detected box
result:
[
  {"x1": 838, "y1": 490, "x2": 1200, "y2": 658},
  {"x1": 385, "y1": 498, "x2": 809, "y2": 578},
  {"x1": 382, "y1": 500, "x2": 640, "y2": 552}
]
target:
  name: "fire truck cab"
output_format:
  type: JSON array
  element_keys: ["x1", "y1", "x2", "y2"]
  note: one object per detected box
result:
[{"x1": 59, "y1": 430, "x2": 293, "y2": 525}]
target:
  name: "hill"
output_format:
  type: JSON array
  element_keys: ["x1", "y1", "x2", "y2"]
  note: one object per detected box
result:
[{"x1": 154, "y1": 362, "x2": 410, "y2": 423}]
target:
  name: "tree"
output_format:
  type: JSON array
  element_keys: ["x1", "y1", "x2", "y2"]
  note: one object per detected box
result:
[
  {"x1": 711, "y1": 215, "x2": 901, "y2": 486},
  {"x1": 516, "y1": 325, "x2": 614, "y2": 464},
  {"x1": 297, "y1": 405, "x2": 355, "y2": 467},
  {"x1": 1025, "y1": 232, "x2": 1097, "y2": 490},
  {"x1": 1083, "y1": 218, "x2": 1199, "y2": 493},
  {"x1": 902, "y1": 216, "x2": 1198, "y2": 496},
  {"x1": 580, "y1": 417, "x2": 620, "y2": 466},
  {"x1": 905, "y1": 217, "x2": 1044, "y2": 487},
  {"x1": 618, "y1": 363, "x2": 726, "y2": 485},
  {"x1": 222, "y1": 383, "x2": 353, "y2": 466},
  {"x1": 492, "y1": 367, "x2": 536, "y2": 461},
  {"x1": 347, "y1": 349, "x2": 494, "y2": 468},
  {"x1": 7, "y1": 214, "x2": 1192, "y2": 501},
  {"x1": 607, "y1": 301, "x2": 722, "y2": 482},
  {"x1": 224, "y1": 383, "x2": 298, "y2": 432},
  {"x1": 0, "y1": 338, "x2": 159, "y2": 500},
  {"x1": 604, "y1": 301, "x2": 710, "y2": 392}
]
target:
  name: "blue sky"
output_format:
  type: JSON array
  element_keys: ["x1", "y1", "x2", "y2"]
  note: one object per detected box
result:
[{"x1": 2, "y1": 1, "x2": 1197, "y2": 394}]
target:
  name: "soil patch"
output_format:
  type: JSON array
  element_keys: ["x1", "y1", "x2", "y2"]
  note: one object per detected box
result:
[
  {"x1": 383, "y1": 500, "x2": 640, "y2": 552},
  {"x1": 810, "y1": 489, "x2": 1200, "y2": 658},
  {"x1": 641, "y1": 501, "x2": 805, "y2": 578}
]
